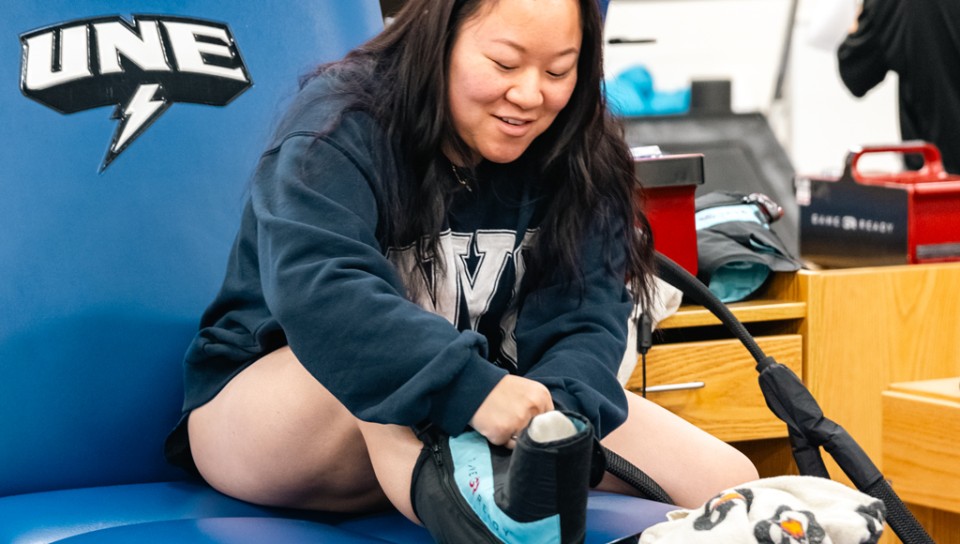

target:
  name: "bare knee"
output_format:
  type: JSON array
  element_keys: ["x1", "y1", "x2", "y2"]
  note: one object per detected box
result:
[
  {"x1": 694, "y1": 441, "x2": 759, "y2": 500},
  {"x1": 715, "y1": 443, "x2": 759, "y2": 488}
]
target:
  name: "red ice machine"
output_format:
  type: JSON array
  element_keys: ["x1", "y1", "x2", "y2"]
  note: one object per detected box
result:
[{"x1": 797, "y1": 142, "x2": 960, "y2": 268}]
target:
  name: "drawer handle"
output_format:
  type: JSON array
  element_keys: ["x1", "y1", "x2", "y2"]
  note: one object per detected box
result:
[{"x1": 645, "y1": 381, "x2": 705, "y2": 393}]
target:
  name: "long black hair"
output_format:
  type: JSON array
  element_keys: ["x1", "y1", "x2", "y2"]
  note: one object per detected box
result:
[{"x1": 308, "y1": 0, "x2": 655, "y2": 308}]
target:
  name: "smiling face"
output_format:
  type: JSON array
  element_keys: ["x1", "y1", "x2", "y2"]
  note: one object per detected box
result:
[{"x1": 446, "y1": 0, "x2": 582, "y2": 165}]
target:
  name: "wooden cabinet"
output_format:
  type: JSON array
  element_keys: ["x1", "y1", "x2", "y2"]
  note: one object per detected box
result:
[
  {"x1": 798, "y1": 263, "x2": 960, "y2": 484},
  {"x1": 883, "y1": 378, "x2": 960, "y2": 514},
  {"x1": 882, "y1": 378, "x2": 960, "y2": 543},
  {"x1": 626, "y1": 262, "x2": 960, "y2": 543},
  {"x1": 628, "y1": 335, "x2": 801, "y2": 442},
  {"x1": 799, "y1": 263, "x2": 960, "y2": 543},
  {"x1": 625, "y1": 273, "x2": 806, "y2": 446}
]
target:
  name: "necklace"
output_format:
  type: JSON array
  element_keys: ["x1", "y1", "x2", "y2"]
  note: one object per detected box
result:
[{"x1": 451, "y1": 164, "x2": 473, "y2": 192}]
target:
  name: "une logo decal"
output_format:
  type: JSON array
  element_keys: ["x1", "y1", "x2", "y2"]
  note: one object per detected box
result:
[{"x1": 20, "y1": 15, "x2": 252, "y2": 171}]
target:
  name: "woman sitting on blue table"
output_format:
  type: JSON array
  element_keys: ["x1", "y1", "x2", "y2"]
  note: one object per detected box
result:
[{"x1": 165, "y1": 0, "x2": 758, "y2": 539}]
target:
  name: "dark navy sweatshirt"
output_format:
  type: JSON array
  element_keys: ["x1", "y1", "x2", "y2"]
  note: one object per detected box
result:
[{"x1": 173, "y1": 75, "x2": 632, "y2": 444}]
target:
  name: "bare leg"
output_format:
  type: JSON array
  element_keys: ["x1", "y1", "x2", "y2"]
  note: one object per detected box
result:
[
  {"x1": 596, "y1": 390, "x2": 759, "y2": 508},
  {"x1": 356, "y1": 421, "x2": 424, "y2": 522},
  {"x1": 188, "y1": 346, "x2": 422, "y2": 515},
  {"x1": 189, "y1": 347, "x2": 755, "y2": 518}
]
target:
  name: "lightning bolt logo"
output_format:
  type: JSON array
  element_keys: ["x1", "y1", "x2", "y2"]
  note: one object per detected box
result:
[
  {"x1": 21, "y1": 16, "x2": 253, "y2": 172},
  {"x1": 101, "y1": 83, "x2": 170, "y2": 172}
]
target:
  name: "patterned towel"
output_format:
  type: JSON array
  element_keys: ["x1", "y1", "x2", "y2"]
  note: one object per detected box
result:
[{"x1": 639, "y1": 476, "x2": 886, "y2": 543}]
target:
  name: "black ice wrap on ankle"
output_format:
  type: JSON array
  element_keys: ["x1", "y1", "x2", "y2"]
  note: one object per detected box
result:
[
  {"x1": 497, "y1": 412, "x2": 593, "y2": 542},
  {"x1": 412, "y1": 427, "x2": 501, "y2": 543},
  {"x1": 410, "y1": 412, "x2": 595, "y2": 544},
  {"x1": 409, "y1": 441, "x2": 433, "y2": 523}
]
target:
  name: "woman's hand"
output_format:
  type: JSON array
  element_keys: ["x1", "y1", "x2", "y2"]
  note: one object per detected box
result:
[{"x1": 469, "y1": 375, "x2": 554, "y2": 448}]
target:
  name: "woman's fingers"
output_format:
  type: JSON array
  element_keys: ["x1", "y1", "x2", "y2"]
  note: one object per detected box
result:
[{"x1": 469, "y1": 375, "x2": 555, "y2": 445}]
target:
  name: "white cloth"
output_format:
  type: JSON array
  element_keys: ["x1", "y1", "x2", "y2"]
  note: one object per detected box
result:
[
  {"x1": 617, "y1": 276, "x2": 683, "y2": 385},
  {"x1": 639, "y1": 476, "x2": 886, "y2": 544}
]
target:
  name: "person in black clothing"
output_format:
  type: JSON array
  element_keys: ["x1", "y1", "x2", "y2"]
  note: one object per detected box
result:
[
  {"x1": 170, "y1": 0, "x2": 758, "y2": 530},
  {"x1": 838, "y1": 0, "x2": 960, "y2": 173}
]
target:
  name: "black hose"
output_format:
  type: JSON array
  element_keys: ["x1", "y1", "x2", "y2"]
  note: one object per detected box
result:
[
  {"x1": 654, "y1": 252, "x2": 768, "y2": 367},
  {"x1": 602, "y1": 446, "x2": 675, "y2": 505},
  {"x1": 863, "y1": 478, "x2": 934, "y2": 544}
]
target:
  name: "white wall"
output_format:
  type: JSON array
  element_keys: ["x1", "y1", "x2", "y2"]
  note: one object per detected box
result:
[
  {"x1": 604, "y1": 0, "x2": 901, "y2": 176},
  {"x1": 789, "y1": 0, "x2": 901, "y2": 175}
]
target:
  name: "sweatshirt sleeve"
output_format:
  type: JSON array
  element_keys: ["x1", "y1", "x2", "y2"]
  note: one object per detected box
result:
[
  {"x1": 251, "y1": 132, "x2": 508, "y2": 435},
  {"x1": 514, "y1": 218, "x2": 632, "y2": 438},
  {"x1": 837, "y1": 0, "x2": 898, "y2": 97}
]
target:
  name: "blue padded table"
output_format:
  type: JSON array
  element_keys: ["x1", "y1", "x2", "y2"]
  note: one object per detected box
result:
[
  {"x1": 0, "y1": 482, "x2": 673, "y2": 543},
  {"x1": 52, "y1": 519, "x2": 392, "y2": 544}
]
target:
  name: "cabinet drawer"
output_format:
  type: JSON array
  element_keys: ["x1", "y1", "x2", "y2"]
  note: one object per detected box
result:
[
  {"x1": 625, "y1": 335, "x2": 802, "y2": 442},
  {"x1": 883, "y1": 379, "x2": 960, "y2": 514}
]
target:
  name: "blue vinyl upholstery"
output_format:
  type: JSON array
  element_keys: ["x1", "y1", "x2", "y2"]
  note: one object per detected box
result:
[
  {"x1": 0, "y1": 483, "x2": 672, "y2": 544},
  {"x1": 0, "y1": 1, "x2": 672, "y2": 542},
  {"x1": 53, "y1": 518, "x2": 393, "y2": 544},
  {"x1": 2, "y1": 0, "x2": 384, "y2": 498}
]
